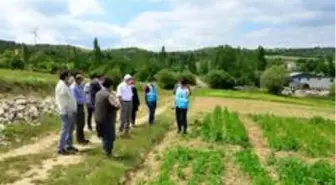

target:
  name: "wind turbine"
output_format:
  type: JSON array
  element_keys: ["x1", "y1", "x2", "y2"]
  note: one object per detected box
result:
[{"x1": 30, "y1": 27, "x2": 39, "y2": 45}]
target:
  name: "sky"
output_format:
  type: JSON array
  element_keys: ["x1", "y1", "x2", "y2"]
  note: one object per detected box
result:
[{"x1": 0, "y1": 0, "x2": 334, "y2": 51}]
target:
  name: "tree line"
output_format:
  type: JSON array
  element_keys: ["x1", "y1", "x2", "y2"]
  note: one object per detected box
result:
[{"x1": 0, "y1": 38, "x2": 334, "y2": 92}]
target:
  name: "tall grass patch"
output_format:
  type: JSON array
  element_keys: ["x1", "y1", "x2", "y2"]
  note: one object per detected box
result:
[
  {"x1": 275, "y1": 158, "x2": 335, "y2": 185},
  {"x1": 236, "y1": 149, "x2": 275, "y2": 185},
  {"x1": 193, "y1": 88, "x2": 335, "y2": 109},
  {"x1": 140, "y1": 147, "x2": 224, "y2": 185},
  {"x1": 252, "y1": 115, "x2": 335, "y2": 157},
  {"x1": 193, "y1": 106, "x2": 249, "y2": 146},
  {"x1": 0, "y1": 69, "x2": 57, "y2": 94},
  {"x1": 0, "y1": 114, "x2": 59, "y2": 152}
]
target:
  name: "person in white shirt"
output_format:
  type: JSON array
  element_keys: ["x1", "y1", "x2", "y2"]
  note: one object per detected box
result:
[
  {"x1": 55, "y1": 70, "x2": 78, "y2": 155},
  {"x1": 117, "y1": 74, "x2": 133, "y2": 134}
]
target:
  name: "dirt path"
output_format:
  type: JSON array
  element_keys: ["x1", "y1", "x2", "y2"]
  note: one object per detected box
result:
[
  {"x1": 275, "y1": 151, "x2": 335, "y2": 165},
  {"x1": 0, "y1": 134, "x2": 58, "y2": 162},
  {"x1": 239, "y1": 115, "x2": 279, "y2": 182},
  {"x1": 0, "y1": 97, "x2": 172, "y2": 162},
  {"x1": 195, "y1": 77, "x2": 208, "y2": 88},
  {"x1": 125, "y1": 129, "x2": 177, "y2": 185},
  {"x1": 5, "y1": 106, "x2": 169, "y2": 185},
  {"x1": 223, "y1": 160, "x2": 251, "y2": 185}
]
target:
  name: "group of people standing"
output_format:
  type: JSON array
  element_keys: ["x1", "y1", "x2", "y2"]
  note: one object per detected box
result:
[{"x1": 54, "y1": 69, "x2": 190, "y2": 157}]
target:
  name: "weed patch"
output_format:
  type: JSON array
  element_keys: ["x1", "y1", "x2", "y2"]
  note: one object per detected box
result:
[
  {"x1": 236, "y1": 149, "x2": 275, "y2": 185},
  {"x1": 0, "y1": 114, "x2": 59, "y2": 152},
  {"x1": 275, "y1": 158, "x2": 335, "y2": 185},
  {"x1": 252, "y1": 115, "x2": 335, "y2": 157},
  {"x1": 0, "y1": 152, "x2": 52, "y2": 184},
  {"x1": 192, "y1": 106, "x2": 249, "y2": 146},
  {"x1": 141, "y1": 147, "x2": 224, "y2": 185}
]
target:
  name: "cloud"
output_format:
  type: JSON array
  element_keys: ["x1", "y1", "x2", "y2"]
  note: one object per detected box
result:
[
  {"x1": 0, "y1": 0, "x2": 334, "y2": 51},
  {"x1": 68, "y1": 0, "x2": 104, "y2": 17}
]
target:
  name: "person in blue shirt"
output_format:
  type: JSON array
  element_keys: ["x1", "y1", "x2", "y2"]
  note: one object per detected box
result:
[
  {"x1": 70, "y1": 74, "x2": 89, "y2": 144},
  {"x1": 144, "y1": 77, "x2": 157, "y2": 125},
  {"x1": 175, "y1": 78, "x2": 190, "y2": 134}
]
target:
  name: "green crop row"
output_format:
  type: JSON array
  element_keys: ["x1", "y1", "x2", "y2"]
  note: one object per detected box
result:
[
  {"x1": 193, "y1": 106, "x2": 248, "y2": 146},
  {"x1": 236, "y1": 149, "x2": 275, "y2": 185},
  {"x1": 275, "y1": 158, "x2": 335, "y2": 185},
  {"x1": 139, "y1": 147, "x2": 224, "y2": 185},
  {"x1": 252, "y1": 115, "x2": 335, "y2": 157}
]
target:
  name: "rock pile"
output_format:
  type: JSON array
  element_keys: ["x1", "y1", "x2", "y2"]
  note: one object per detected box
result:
[{"x1": 0, "y1": 96, "x2": 56, "y2": 124}]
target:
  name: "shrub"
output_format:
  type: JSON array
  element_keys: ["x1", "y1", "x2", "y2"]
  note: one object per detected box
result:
[
  {"x1": 205, "y1": 70, "x2": 235, "y2": 89},
  {"x1": 105, "y1": 67, "x2": 122, "y2": 89},
  {"x1": 260, "y1": 66, "x2": 287, "y2": 95},
  {"x1": 177, "y1": 70, "x2": 196, "y2": 85},
  {"x1": 9, "y1": 59, "x2": 25, "y2": 69},
  {"x1": 155, "y1": 69, "x2": 177, "y2": 89}
]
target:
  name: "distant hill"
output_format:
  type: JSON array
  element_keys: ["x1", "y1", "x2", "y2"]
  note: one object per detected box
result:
[{"x1": 0, "y1": 39, "x2": 334, "y2": 87}]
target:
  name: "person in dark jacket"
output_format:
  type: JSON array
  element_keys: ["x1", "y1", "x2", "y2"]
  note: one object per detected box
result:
[
  {"x1": 89, "y1": 74, "x2": 102, "y2": 131},
  {"x1": 94, "y1": 77, "x2": 120, "y2": 157},
  {"x1": 130, "y1": 79, "x2": 140, "y2": 127}
]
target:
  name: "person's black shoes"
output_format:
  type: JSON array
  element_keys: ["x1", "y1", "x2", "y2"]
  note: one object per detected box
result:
[
  {"x1": 58, "y1": 149, "x2": 70, "y2": 155},
  {"x1": 78, "y1": 140, "x2": 90, "y2": 145},
  {"x1": 66, "y1": 146, "x2": 79, "y2": 153},
  {"x1": 58, "y1": 146, "x2": 79, "y2": 155}
]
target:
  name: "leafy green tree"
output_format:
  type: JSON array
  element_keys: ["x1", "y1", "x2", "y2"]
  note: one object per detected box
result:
[
  {"x1": 327, "y1": 55, "x2": 335, "y2": 77},
  {"x1": 257, "y1": 46, "x2": 267, "y2": 71},
  {"x1": 155, "y1": 69, "x2": 177, "y2": 89},
  {"x1": 159, "y1": 45, "x2": 167, "y2": 66},
  {"x1": 177, "y1": 70, "x2": 196, "y2": 85},
  {"x1": 205, "y1": 70, "x2": 235, "y2": 89},
  {"x1": 187, "y1": 52, "x2": 197, "y2": 74},
  {"x1": 21, "y1": 44, "x2": 29, "y2": 64},
  {"x1": 93, "y1": 37, "x2": 102, "y2": 64},
  {"x1": 198, "y1": 60, "x2": 209, "y2": 74},
  {"x1": 9, "y1": 58, "x2": 25, "y2": 69},
  {"x1": 260, "y1": 66, "x2": 287, "y2": 95}
]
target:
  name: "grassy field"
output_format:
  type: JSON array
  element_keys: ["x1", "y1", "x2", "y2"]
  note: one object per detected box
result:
[
  {"x1": 0, "y1": 69, "x2": 57, "y2": 95},
  {"x1": 252, "y1": 115, "x2": 335, "y2": 157},
  {"x1": 139, "y1": 147, "x2": 224, "y2": 185},
  {"x1": 191, "y1": 106, "x2": 249, "y2": 146},
  {"x1": 193, "y1": 88, "x2": 335, "y2": 108},
  {"x1": 0, "y1": 114, "x2": 59, "y2": 153}
]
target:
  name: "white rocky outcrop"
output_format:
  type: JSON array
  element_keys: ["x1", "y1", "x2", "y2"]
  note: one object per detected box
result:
[{"x1": 0, "y1": 96, "x2": 56, "y2": 125}]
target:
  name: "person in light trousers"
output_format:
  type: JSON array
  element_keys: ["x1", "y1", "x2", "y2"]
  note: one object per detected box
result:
[{"x1": 117, "y1": 74, "x2": 133, "y2": 134}]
